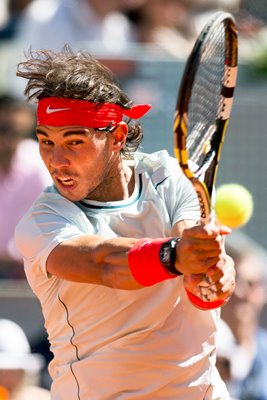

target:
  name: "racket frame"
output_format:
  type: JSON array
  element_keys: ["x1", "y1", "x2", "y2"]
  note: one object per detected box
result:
[{"x1": 174, "y1": 12, "x2": 238, "y2": 218}]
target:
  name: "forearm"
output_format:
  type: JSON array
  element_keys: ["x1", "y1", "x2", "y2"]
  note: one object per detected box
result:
[
  {"x1": 46, "y1": 235, "x2": 141, "y2": 289},
  {"x1": 46, "y1": 219, "x2": 235, "y2": 300},
  {"x1": 46, "y1": 219, "x2": 195, "y2": 289}
]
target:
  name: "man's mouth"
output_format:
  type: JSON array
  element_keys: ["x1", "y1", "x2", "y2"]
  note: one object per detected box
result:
[{"x1": 56, "y1": 177, "x2": 75, "y2": 186}]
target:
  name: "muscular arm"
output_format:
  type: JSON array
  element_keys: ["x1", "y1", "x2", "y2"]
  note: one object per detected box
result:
[
  {"x1": 46, "y1": 217, "x2": 235, "y2": 299},
  {"x1": 46, "y1": 219, "x2": 197, "y2": 289},
  {"x1": 46, "y1": 235, "x2": 142, "y2": 290},
  {"x1": 46, "y1": 218, "x2": 197, "y2": 289}
]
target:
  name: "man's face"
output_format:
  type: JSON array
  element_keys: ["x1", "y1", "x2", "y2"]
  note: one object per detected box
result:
[{"x1": 36, "y1": 125, "x2": 117, "y2": 202}]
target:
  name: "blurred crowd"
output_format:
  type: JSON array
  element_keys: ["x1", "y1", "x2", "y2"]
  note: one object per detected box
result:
[
  {"x1": 0, "y1": 1, "x2": 266, "y2": 56},
  {"x1": 0, "y1": 0, "x2": 266, "y2": 96},
  {"x1": 0, "y1": 319, "x2": 50, "y2": 399},
  {"x1": 0, "y1": 0, "x2": 267, "y2": 398},
  {"x1": 217, "y1": 231, "x2": 267, "y2": 400}
]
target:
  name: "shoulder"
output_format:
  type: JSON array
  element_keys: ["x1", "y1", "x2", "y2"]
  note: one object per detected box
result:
[
  {"x1": 134, "y1": 150, "x2": 182, "y2": 178},
  {"x1": 15, "y1": 187, "x2": 91, "y2": 260},
  {"x1": 15, "y1": 186, "x2": 89, "y2": 236},
  {"x1": 134, "y1": 150, "x2": 194, "y2": 192},
  {"x1": 135, "y1": 149, "x2": 176, "y2": 167}
]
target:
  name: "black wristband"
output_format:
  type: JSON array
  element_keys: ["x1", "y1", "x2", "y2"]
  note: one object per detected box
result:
[{"x1": 159, "y1": 237, "x2": 182, "y2": 276}]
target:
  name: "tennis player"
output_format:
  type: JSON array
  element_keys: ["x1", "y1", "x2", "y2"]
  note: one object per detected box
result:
[{"x1": 15, "y1": 47, "x2": 235, "y2": 399}]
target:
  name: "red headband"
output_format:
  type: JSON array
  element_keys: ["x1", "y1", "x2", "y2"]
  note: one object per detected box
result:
[{"x1": 37, "y1": 97, "x2": 151, "y2": 128}]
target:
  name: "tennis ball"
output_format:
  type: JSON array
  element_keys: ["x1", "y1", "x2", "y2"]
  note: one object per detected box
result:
[{"x1": 215, "y1": 183, "x2": 253, "y2": 229}]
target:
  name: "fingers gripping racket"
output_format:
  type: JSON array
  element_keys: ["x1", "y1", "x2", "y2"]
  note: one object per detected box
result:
[{"x1": 174, "y1": 12, "x2": 238, "y2": 219}]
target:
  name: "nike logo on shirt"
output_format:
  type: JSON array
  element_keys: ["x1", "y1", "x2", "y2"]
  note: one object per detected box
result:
[{"x1": 46, "y1": 105, "x2": 71, "y2": 114}]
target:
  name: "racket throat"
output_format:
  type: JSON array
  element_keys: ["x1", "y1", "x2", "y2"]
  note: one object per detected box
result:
[{"x1": 192, "y1": 178, "x2": 211, "y2": 218}]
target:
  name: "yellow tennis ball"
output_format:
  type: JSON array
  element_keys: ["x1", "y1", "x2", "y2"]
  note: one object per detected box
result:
[{"x1": 215, "y1": 183, "x2": 254, "y2": 228}]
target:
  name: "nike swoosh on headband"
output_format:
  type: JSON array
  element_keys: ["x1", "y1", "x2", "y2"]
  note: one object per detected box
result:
[
  {"x1": 38, "y1": 98, "x2": 152, "y2": 127},
  {"x1": 46, "y1": 105, "x2": 72, "y2": 114}
]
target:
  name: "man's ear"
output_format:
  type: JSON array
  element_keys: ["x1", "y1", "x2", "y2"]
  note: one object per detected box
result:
[{"x1": 113, "y1": 122, "x2": 128, "y2": 146}]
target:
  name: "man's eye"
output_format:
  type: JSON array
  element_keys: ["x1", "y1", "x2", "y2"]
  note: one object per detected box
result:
[
  {"x1": 70, "y1": 140, "x2": 83, "y2": 145},
  {"x1": 41, "y1": 140, "x2": 53, "y2": 146}
]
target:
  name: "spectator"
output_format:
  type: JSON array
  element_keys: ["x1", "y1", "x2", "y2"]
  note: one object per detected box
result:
[
  {"x1": 0, "y1": 0, "x2": 32, "y2": 40},
  {"x1": 188, "y1": 0, "x2": 241, "y2": 34},
  {"x1": 0, "y1": 95, "x2": 51, "y2": 279},
  {"x1": 126, "y1": 0, "x2": 196, "y2": 58},
  {"x1": 0, "y1": 318, "x2": 50, "y2": 399},
  {"x1": 234, "y1": 0, "x2": 267, "y2": 61},
  {"x1": 222, "y1": 231, "x2": 267, "y2": 400},
  {"x1": 0, "y1": 0, "x2": 9, "y2": 37},
  {"x1": 9, "y1": 0, "x2": 139, "y2": 97},
  {"x1": 14, "y1": 0, "x2": 137, "y2": 53}
]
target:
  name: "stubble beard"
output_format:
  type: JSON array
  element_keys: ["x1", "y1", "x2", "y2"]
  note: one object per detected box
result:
[{"x1": 84, "y1": 153, "x2": 117, "y2": 202}]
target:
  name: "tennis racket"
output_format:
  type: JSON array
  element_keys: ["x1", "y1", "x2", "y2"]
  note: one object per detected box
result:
[{"x1": 174, "y1": 12, "x2": 238, "y2": 219}]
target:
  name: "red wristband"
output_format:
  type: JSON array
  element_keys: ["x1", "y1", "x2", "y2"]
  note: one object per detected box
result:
[
  {"x1": 128, "y1": 238, "x2": 178, "y2": 286},
  {"x1": 185, "y1": 289, "x2": 227, "y2": 310}
]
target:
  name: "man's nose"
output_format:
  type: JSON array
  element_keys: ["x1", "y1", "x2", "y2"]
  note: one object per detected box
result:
[{"x1": 50, "y1": 147, "x2": 70, "y2": 168}]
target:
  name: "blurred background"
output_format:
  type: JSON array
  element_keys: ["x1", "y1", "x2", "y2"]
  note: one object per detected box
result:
[{"x1": 0, "y1": 1, "x2": 267, "y2": 398}]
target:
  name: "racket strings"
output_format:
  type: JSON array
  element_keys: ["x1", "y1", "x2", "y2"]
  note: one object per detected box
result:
[
  {"x1": 174, "y1": 12, "x2": 238, "y2": 218},
  {"x1": 187, "y1": 23, "x2": 227, "y2": 167}
]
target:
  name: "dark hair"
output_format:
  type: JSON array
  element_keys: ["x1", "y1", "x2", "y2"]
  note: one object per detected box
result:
[{"x1": 16, "y1": 46, "x2": 144, "y2": 154}]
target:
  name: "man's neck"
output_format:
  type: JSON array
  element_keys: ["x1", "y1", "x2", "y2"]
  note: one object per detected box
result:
[{"x1": 85, "y1": 158, "x2": 135, "y2": 202}]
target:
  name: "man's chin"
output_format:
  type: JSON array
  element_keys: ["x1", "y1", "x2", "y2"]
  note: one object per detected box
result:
[{"x1": 56, "y1": 186, "x2": 83, "y2": 202}]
